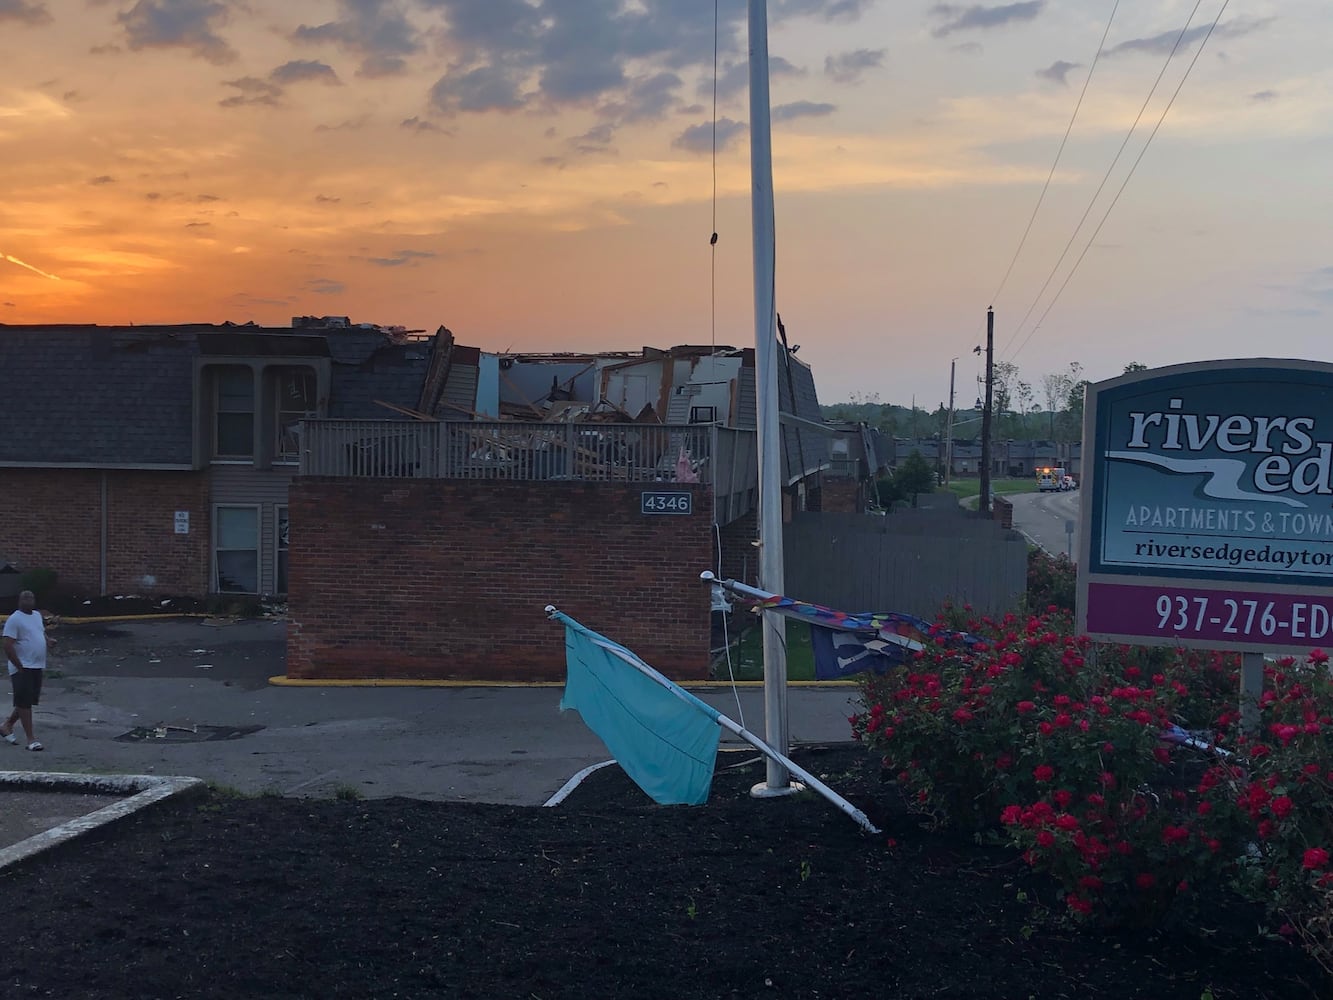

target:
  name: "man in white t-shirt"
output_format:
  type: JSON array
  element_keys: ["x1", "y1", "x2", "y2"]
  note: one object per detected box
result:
[{"x1": 2, "y1": 590, "x2": 52, "y2": 751}]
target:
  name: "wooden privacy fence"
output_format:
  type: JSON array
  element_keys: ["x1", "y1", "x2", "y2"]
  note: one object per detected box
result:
[{"x1": 782, "y1": 511, "x2": 1028, "y2": 619}]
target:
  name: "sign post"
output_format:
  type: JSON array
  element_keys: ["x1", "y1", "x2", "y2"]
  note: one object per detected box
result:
[{"x1": 1077, "y1": 360, "x2": 1333, "y2": 732}]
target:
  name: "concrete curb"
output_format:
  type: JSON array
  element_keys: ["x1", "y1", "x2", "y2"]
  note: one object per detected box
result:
[
  {"x1": 267, "y1": 675, "x2": 859, "y2": 689},
  {"x1": 0, "y1": 772, "x2": 205, "y2": 871}
]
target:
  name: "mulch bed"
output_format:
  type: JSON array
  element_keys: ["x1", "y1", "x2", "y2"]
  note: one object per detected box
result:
[{"x1": 0, "y1": 744, "x2": 1323, "y2": 999}]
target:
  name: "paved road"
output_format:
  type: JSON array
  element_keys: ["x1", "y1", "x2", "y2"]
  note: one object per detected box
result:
[
  {"x1": 13, "y1": 618, "x2": 864, "y2": 806},
  {"x1": 1009, "y1": 489, "x2": 1082, "y2": 556}
]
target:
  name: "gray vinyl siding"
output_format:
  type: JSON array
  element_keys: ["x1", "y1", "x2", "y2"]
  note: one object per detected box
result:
[
  {"x1": 208, "y1": 465, "x2": 295, "y2": 595},
  {"x1": 442, "y1": 362, "x2": 479, "y2": 419}
]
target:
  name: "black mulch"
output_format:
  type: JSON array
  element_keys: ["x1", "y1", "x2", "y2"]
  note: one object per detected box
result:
[{"x1": 0, "y1": 744, "x2": 1322, "y2": 999}]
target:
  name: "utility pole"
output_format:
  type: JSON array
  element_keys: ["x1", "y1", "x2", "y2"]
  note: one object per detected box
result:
[
  {"x1": 944, "y1": 359, "x2": 956, "y2": 487},
  {"x1": 975, "y1": 308, "x2": 994, "y2": 517}
]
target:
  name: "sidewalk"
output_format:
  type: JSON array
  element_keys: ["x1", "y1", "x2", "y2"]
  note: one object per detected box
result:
[{"x1": 26, "y1": 618, "x2": 864, "y2": 805}]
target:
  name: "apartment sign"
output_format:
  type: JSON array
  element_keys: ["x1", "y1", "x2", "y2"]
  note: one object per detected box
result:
[{"x1": 1077, "y1": 359, "x2": 1333, "y2": 653}]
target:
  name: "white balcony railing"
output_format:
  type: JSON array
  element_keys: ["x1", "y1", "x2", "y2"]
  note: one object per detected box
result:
[{"x1": 300, "y1": 420, "x2": 757, "y2": 498}]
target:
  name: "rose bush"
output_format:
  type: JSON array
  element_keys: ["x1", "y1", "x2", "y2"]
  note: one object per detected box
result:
[
  {"x1": 852, "y1": 608, "x2": 1254, "y2": 926},
  {"x1": 1219, "y1": 652, "x2": 1333, "y2": 977},
  {"x1": 1026, "y1": 549, "x2": 1076, "y2": 614}
]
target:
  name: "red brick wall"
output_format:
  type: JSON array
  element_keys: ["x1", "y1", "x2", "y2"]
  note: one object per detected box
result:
[
  {"x1": 0, "y1": 470, "x2": 210, "y2": 597},
  {"x1": 286, "y1": 479, "x2": 715, "y2": 682},
  {"x1": 716, "y1": 510, "x2": 758, "y2": 587},
  {"x1": 821, "y1": 478, "x2": 862, "y2": 514}
]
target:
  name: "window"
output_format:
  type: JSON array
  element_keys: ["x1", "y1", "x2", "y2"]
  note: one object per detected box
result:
[
  {"x1": 215, "y1": 506, "x2": 259, "y2": 594},
  {"x1": 689, "y1": 405, "x2": 718, "y2": 424},
  {"x1": 215, "y1": 367, "x2": 254, "y2": 458},
  {"x1": 275, "y1": 369, "x2": 317, "y2": 462},
  {"x1": 275, "y1": 506, "x2": 289, "y2": 595}
]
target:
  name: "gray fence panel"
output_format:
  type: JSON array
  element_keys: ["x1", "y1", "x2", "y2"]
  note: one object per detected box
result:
[{"x1": 782, "y1": 512, "x2": 1028, "y2": 618}]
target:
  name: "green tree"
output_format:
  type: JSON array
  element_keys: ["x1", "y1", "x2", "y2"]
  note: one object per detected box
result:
[{"x1": 891, "y1": 451, "x2": 937, "y2": 508}]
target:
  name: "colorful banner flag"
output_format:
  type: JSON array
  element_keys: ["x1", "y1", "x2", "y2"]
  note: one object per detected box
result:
[
  {"x1": 557, "y1": 613, "x2": 721, "y2": 805},
  {"x1": 744, "y1": 590, "x2": 979, "y2": 680}
]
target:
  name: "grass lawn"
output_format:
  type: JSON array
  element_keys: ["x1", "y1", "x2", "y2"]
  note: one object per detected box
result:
[
  {"x1": 721, "y1": 618, "x2": 816, "y2": 681},
  {"x1": 944, "y1": 476, "x2": 1040, "y2": 501}
]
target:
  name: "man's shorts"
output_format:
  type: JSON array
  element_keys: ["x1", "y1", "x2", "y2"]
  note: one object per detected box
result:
[{"x1": 10, "y1": 669, "x2": 42, "y2": 709}]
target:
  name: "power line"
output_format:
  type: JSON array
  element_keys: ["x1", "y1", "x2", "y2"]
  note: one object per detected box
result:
[
  {"x1": 1008, "y1": 0, "x2": 1232, "y2": 363},
  {"x1": 998, "y1": 0, "x2": 1207, "y2": 359},
  {"x1": 990, "y1": 0, "x2": 1121, "y2": 309}
]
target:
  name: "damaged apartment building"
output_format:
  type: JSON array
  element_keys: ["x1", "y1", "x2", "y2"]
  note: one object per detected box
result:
[{"x1": 0, "y1": 317, "x2": 876, "y2": 681}]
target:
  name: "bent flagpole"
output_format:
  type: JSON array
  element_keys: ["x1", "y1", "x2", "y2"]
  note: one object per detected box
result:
[{"x1": 547, "y1": 607, "x2": 880, "y2": 834}]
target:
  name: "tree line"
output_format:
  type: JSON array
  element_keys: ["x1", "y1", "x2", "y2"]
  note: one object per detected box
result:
[{"x1": 822, "y1": 362, "x2": 1147, "y2": 443}]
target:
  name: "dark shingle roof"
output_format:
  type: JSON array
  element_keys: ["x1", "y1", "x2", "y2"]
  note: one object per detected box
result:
[
  {"x1": 0, "y1": 326, "x2": 199, "y2": 466},
  {"x1": 328, "y1": 341, "x2": 431, "y2": 420},
  {"x1": 732, "y1": 345, "x2": 829, "y2": 484},
  {"x1": 0, "y1": 323, "x2": 431, "y2": 464}
]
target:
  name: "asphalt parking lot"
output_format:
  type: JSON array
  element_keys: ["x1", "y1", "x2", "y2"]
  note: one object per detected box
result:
[{"x1": 15, "y1": 617, "x2": 864, "y2": 805}]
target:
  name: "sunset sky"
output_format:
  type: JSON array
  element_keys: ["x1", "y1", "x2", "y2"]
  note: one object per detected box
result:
[{"x1": 1, "y1": 0, "x2": 1323, "y2": 405}]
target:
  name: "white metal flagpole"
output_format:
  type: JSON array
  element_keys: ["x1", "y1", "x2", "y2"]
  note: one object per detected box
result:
[{"x1": 747, "y1": 0, "x2": 791, "y2": 796}]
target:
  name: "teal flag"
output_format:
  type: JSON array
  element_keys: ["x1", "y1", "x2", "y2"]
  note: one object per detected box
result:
[{"x1": 556, "y1": 613, "x2": 721, "y2": 806}]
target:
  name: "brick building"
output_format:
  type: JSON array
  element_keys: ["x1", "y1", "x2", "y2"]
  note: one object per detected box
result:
[
  {"x1": 0, "y1": 320, "x2": 430, "y2": 599},
  {"x1": 0, "y1": 322, "x2": 837, "y2": 680}
]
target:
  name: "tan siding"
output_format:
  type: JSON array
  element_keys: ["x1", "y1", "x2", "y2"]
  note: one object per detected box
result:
[{"x1": 208, "y1": 465, "x2": 294, "y2": 594}]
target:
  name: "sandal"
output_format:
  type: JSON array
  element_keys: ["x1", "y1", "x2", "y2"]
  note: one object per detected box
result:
[
  {"x1": 2, "y1": 732, "x2": 16, "y2": 745},
  {"x1": 25, "y1": 741, "x2": 42, "y2": 752}
]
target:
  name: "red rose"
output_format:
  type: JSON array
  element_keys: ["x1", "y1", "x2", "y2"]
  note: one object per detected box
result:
[
  {"x1": 1036, "y1": 830, "x2": 1056, "y2": 848},
  {"x1": 1000, "y1": 805, "x2": 1024, "y2": 826},
  {"x1": 1033, "y1": 764, "x2": 1055, "y2": 783},
  {"x1": 1134, "y1": 873, "x2": 1156, "y2": 890},
  {"x1": 1271, "y1": 796, "x2": 1294, "y2": 820},
  {"x1": 1016, "y1": 701, "x2": 1036, "y2": 714},
  {"x1": 1303, "y1": 847, "x2": 1330, "y2": 870}
]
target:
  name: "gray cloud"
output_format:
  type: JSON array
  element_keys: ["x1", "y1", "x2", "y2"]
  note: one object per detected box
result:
[
  {"x1": 673, "y1": 117, "x2": 746, "y2": 154},
  {"x1": 601, "y1": 71, "x2": 681, "y2": 124},
  {"x1": 430, "y1": 63, "x2": 527, "y2": 114},
  {"x1": 194, "y1": 193, "x2": 220, "y2": 202},
  {"x1": 0, "y1": 0, "x2": 51, "y2": 27},
  {"x1": 1102, "y1": 17, "x2": 1274, "y2": 58},
  {"x1": 270, "y1": 59, "x2": 342, "y2": 86},
  {"x1": 116, "y1": 0, "x2": 236, "y2": 64},
  {"x1": 315, "y1": 194, "x2": 341, "y2": 203},
  {"x1": 930, "y1": 2, "x2": 1044, "y2": 38},
  {"x1": 365, "y1": 250, "x2": 437, "y2": 267},
  {"x1": 2, "y1": 302, "x2": 14, "y2": 308},
  {"x1": 772, "y1": 0, "x2": 871, "y2": 21},
  {"x1": 1249, "y1": 89, "x2": 1278, "y2": 103},
  {"x1": 315, "y1": 115, "x2": 372, "y2": 131},
  {"x1": 1036, "y1": 59, "x2": 1079, "y2": 85},
  {"x1": 223, "y1": 60, "x2": 341, "y2": 109},
  {"x1": 293, "y1": 0, "x2": 419, "y2": 78},
  {"x1": 400, "y1": 116, "x2": 448, "y2": 133},
  {"x1": 88, "y1": 175, "x2": 116, "y2": 185},
  {"x1": 713, "y1": 56, "x2": 802, "y2": 101},
  {"x1": 772, "y1": 100, "x2": 836, "y2": 122},
  {"x1": 424, "y1": 0, "x2": 869, "y2": 126},
  {"x1": 219, "y1": 75, "x2": 282, "y2": 108},
  {"x1": 824, "y1": 48, "x2": 884, "y2": 84},
  {"x1": 306, "y1": 278, "x2": 345, "y2": 295},
  {"x1": 569, "y1": 122, "x2": 617, "y2": 155}
]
